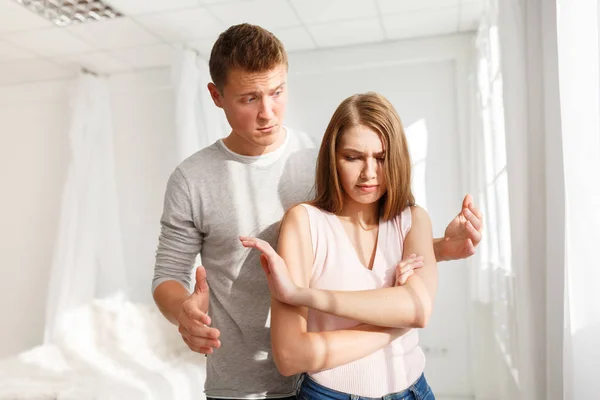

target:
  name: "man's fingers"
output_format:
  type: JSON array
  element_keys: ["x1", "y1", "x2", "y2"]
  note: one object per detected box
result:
[
  {"x1": 464, "y1": 238, "x2": 476, "y2": 256},
  {"x1": 195, "y1": 346, "x2": 214, "y2": 354},
  {"x1": 194, "y1": 266, "x2": 210, "y2": 295},
  {"x1": 469, "y1": 204, "x2": 484, "y2": 225},
  {"x1": 465, "y1": 220, "x2": 482, "y2": 244},
  {"x1": 183, "y1": 303, "x2": 211, "y2": 326},
  {"x1": 185, "y1": 321, "x2": 220, "y2": 339},
  {"x1": 179, "y1": 323, "x2": 221, "y2": 342},
  {"x1": 183, "y1": 337, "x2": 215, "y2": 354},
  {"x1": 462, "y1": 194, "x2": 473, "y2": 211},
  {"x1": 464, "y1": 207, "x2": 483, "y2": 232},
  {"x1": 183, "y1": 336, "x2": 206, "y2": 353},
  {"x1": 187, "y1": 335, "x2": 221, "y2": 349}
]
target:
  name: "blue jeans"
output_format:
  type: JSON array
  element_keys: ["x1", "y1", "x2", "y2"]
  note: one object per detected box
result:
[
  {"x1": 207, "y1": 397, "x2": 296, "y2": 400},
  {"x1": 297, "y1": 373, "x2": 435, "y2": 400}
]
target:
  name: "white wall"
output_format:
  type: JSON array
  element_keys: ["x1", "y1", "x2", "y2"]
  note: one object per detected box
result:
[
  {"x1": 0, "y1": 68, "x2": 178, "y2": 358},
  {"x1": 109, "y1": 69, "x2": 178, "y2": 305},
  {"x1": 0, "y1": 81, "x2": 71, "y2": 358}
]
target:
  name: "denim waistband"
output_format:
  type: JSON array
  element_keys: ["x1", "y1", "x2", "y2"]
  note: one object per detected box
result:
[{"x1": 298, "y1": 373, "x2": 433, "y2": 400}]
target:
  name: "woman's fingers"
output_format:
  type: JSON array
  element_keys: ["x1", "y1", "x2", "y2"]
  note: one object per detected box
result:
[
  {"x1": 395, "y1": 255, "x2": 424, "y2": 286},
  {"x1": 259, "y1": 253, "x2": 271, "y2": 276},
  {"x1": 240, "y1": 237, "x2": 282, "y2": 281},
  {"x1": 400, "y1": 260, "x2": 424, "y2": 274},
  {"x1": 239, "y1": 236, "x2": 258, "y2": 248},
  {"x1": 240, "y1": 236, "x2": 277, "y2": 258},
  {"x1": 251, "y1": 238, "x2": 277, "y2": 258},
  {"x1": 397, "y1": 269, "x2": 414, "y2": 285},
  {"x1": 396, "y1": 256, "x2": 424, "y2": 270}
]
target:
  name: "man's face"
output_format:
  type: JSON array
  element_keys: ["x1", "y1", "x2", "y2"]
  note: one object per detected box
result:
[{"x1": 210, "y1": 64, "x2": 288, "y2": 152}]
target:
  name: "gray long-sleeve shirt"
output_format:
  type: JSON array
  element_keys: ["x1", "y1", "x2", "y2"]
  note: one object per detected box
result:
[{"x1": 153, "y1": 129, "x2": 317, "y2": 398}]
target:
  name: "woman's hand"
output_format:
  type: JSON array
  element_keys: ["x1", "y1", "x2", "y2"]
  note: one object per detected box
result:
[
  {"x1": 240, "y1": 236, "x2": 304, "y2": 305},
  {"x1": 395, "y1": 254, "x2": 424, "y2": 286}
]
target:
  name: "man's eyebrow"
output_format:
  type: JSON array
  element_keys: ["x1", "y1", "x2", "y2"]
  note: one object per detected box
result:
[
  {"x1": 238, "y1": 82, "x2": 286, "y2": 97},
  {"x1": 238, "y1": 90, "x2": 259, "y2": 97}
]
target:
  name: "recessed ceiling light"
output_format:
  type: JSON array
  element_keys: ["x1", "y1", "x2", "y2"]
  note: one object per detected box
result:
[{"x1": 13, "y1": 0, "x2": 123, "y2": 27}]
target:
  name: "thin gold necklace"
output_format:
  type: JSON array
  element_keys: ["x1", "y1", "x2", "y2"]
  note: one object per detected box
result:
[
  {"x1": 357, "y1": 222, "x2": 379, "y2": 231},
  {"x1": 339, "y1": 217, "x2": 378, "y2": 232}
]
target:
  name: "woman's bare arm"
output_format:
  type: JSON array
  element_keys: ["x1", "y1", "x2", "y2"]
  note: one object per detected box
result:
[
  {"x1": 245, "y1": 205, "x2": 410, "y2": 377},
  {"x1": 290, "y1": 206, "x2": 438, "y2": 329}
]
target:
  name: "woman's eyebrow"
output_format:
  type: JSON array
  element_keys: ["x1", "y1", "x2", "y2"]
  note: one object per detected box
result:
[{"x1": 340, "y1": 148, "x2": 385, "y2": 156}]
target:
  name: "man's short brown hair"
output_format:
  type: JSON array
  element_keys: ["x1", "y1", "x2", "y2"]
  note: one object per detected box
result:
[{"x1": 209, "y1": 23, "x2": 288, "y2": 92}]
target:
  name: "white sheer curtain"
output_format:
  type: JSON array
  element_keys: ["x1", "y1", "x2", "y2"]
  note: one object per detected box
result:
[
  {"x1": 44, "y1": 50, "x2": 228, "y2": 345},
  {"x1": 470, "y1": 3, "x2": 523, "y2": 398},
  {"x1": 477, "y1": 0, "x2": 600, "y2": 398},
  {"x1": 44, "y1": 73, "x2": 127, "y2": 343},
  {"x1": 195, "y1": 56, "x2": 230, "y2": 149},
  {"x1": 171, "y1": 48, "x2": 229, "y2": 162},
  {"x1": 172, "y1": 49, "x2": 202, "y2": 161},
  {"x1": 490, "y1": 0, "x2": 564, "y2": 398},
  {"x1": 556, "y1": 0, "x2": 600, "y2": 398}
]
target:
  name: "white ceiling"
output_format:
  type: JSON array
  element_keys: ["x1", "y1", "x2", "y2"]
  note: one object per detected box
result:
[{"x1": 0, "y1": 0, "x2": 483, "y2": 86}]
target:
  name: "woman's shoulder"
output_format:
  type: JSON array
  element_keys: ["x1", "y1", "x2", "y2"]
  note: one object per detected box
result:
[
  {"x1": 282, "y1": 203, "x2": 312, "y2": 227},
  {"x1": 285, "y1": 203, "x2": 330, "y2": 220},
  {"x1": 408, "y1": 205, "x2": 431, "y2": 225},
  {"x1": 402, "y1": 206, "x2": 433, "y2": 238},
  {"x1": 391, "y1": 205, "x2": 431, "y2": 238},
  {"x1": 282, "y1": 203, "x2": 330, "y2": 245}
]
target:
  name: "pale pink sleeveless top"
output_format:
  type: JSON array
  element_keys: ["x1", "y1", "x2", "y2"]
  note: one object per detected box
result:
[{"x1": 299, "y1": 204, "x2": 426, "y2": 397}]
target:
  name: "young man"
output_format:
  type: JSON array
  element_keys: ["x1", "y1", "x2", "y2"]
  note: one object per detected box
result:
[{"x1": 152, "y1": 24, "x2": 483, "y2": 400}]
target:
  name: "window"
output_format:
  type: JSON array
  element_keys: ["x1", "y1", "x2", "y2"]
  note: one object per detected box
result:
[{"x1": 476, "y1": 0, "x2": 519, "y2": 385}]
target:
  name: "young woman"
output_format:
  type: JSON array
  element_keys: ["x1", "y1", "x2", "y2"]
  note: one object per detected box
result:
[{"x1": 241, "y1": 92, "x2": 437, "y2": 399}]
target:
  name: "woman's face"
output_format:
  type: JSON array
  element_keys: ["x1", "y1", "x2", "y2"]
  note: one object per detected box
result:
[{"x1": 336, "y1": 124, "x2": 387, "y2": 206}]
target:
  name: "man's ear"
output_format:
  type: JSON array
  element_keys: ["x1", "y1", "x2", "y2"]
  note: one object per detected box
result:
[{"x1": 207, "y1": 82, "x2": 223, "y2": 108}]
